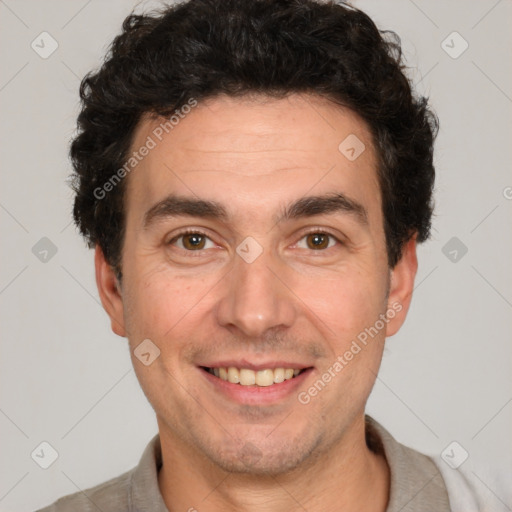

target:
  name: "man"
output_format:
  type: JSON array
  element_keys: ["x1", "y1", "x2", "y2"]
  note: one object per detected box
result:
[{"x1": 37, "y1": 0, "x2": 490, "y2": 510}]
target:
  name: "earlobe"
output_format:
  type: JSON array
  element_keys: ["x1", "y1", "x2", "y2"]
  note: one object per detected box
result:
[
  {"x1": 94, "y1": 245, "x2": 127, "y2": 337},
  {"x1": 385, "y1": 236, "x2": 418, "y2": 337}
]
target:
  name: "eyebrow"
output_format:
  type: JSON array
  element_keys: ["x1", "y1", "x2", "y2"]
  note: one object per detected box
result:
[
  {"x1": 280, "y1": 193, "x2": 368, "y2": 225},
  {"x1": 143, "y1": 195, "x2": 228, "y2": 228},
  {"x1": 143, "y1": 192, "x2": 368, "y2": 228}
]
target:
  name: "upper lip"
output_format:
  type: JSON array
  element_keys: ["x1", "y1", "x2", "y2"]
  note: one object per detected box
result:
[{"x1": 199, "y1": 359, "x2": 313, "y2": 371}]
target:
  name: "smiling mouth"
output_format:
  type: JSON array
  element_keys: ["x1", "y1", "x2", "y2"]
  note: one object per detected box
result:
[{"x1": 201, "y1": 366, "x2": 309, "y2": 387}]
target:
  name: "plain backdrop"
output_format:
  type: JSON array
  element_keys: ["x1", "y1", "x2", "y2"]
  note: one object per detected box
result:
[{"x1": 1, "y1": 0, "x2": 511, "y2": 510}]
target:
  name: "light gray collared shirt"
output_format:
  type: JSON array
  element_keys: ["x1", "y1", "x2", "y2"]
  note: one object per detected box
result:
[{"x1": 36, "y1": 415, "x2": 451, "y2": 511}]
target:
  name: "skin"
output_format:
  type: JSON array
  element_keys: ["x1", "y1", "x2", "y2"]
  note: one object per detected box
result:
[{"x1": 95, "y1": 93, "x2": 418, "y2": 511}]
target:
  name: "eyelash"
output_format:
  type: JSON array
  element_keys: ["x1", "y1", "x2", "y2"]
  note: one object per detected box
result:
[{"x1": 167, "y1": 228, "x2": 342, "y2": 253}]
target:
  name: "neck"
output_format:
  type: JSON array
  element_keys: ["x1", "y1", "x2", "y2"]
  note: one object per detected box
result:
[{"x1": 157, "y1": 415, "x2": 390, "y2": 512}]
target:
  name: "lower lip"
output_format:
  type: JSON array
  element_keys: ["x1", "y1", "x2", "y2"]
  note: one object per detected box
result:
[{"x1": 199, "y1": 367, "x2": 314, "y2": 405}]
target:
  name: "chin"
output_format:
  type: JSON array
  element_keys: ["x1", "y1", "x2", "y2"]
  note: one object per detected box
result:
[{"x1": 200, "y1": 433, "x2": 322, "y2": 476}]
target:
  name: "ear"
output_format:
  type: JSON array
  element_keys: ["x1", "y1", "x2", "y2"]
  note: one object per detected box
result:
[
  {"x1": 94, "y1": 245, "x2": 126, "y2": 337},
  {"x1": 385, "y1": 235, "x2": 418, "y2": 337}
]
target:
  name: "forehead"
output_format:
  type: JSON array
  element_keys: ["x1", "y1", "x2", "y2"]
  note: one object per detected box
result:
[{"x1": 124, "y1": 93, "x2": 381, "y2": 228}]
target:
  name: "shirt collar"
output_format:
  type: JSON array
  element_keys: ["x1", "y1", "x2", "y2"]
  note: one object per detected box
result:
[
  {"x1": 365, "y1": 415, "x2": 451, "y2": 512},
  {"x1": 130, "y1": 432, "x2": 169, "y2": 511}
]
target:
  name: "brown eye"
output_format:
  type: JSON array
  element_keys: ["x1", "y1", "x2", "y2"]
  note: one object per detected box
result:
[
  {"x1": 170, "y1": 232, "x2": 215, "y2": 251},
  {"x1": 182, "y1": 233, "x2": 206, "y2": 250},
  {"x1": 296, "y1": 232, "x2": 338, "y2": 251},
  {"x1": 306, "y1": 233, "x2": 330, "y2": 250}
]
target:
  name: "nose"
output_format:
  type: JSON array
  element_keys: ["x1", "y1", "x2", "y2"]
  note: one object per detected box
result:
[{"x1": 215, "y1": 245, "x2": 297, "y2": 339}]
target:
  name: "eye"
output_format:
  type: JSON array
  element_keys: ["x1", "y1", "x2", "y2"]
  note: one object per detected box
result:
[
  {"x1": 168, "y1": 231, "x2": 216, "y2": 251},
  {"x1": 296, "y1": 231, "x2": 339, "y2": 251}
]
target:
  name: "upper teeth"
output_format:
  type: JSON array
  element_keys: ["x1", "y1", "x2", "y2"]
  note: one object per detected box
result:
[{"x1": 211, "y1": 367, "x2": 301, "y2": 386}]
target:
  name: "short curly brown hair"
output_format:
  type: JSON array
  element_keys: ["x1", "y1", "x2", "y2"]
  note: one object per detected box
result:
[{"x1": 70, "y1": 0, "x2": 438, "y2": 276}]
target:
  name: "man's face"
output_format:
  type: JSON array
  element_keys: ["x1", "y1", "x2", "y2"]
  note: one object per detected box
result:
[{"x1": 97, "y1": 94, "x2": 416, "y2": 474}]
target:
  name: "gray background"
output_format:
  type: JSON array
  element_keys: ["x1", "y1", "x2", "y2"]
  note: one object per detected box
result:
[{"x1": 0, "y1": 0, "x2": 511, "y2": 510}]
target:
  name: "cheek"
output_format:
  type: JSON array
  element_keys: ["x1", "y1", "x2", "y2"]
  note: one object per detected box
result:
[
  {"x1": 300, "y1": 266, "x2": 387, "y2": 342},
  {"x1": 124, "y1": 264, "x2": 217, "y2": 342}
]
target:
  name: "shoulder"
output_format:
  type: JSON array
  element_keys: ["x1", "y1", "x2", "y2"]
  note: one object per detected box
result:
[
  {"x1": 35, "y1": 467, "x2": 134, "y2": 512},
  {"x1": 365, "y1": 416, "x2": 512, "y2": 511},
  {"x1": 431, "y1": 456, "x2": 512, "y2": 512},
  {"x1": 35, "y1": 433, "x2": 165, "y2": 512}
]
